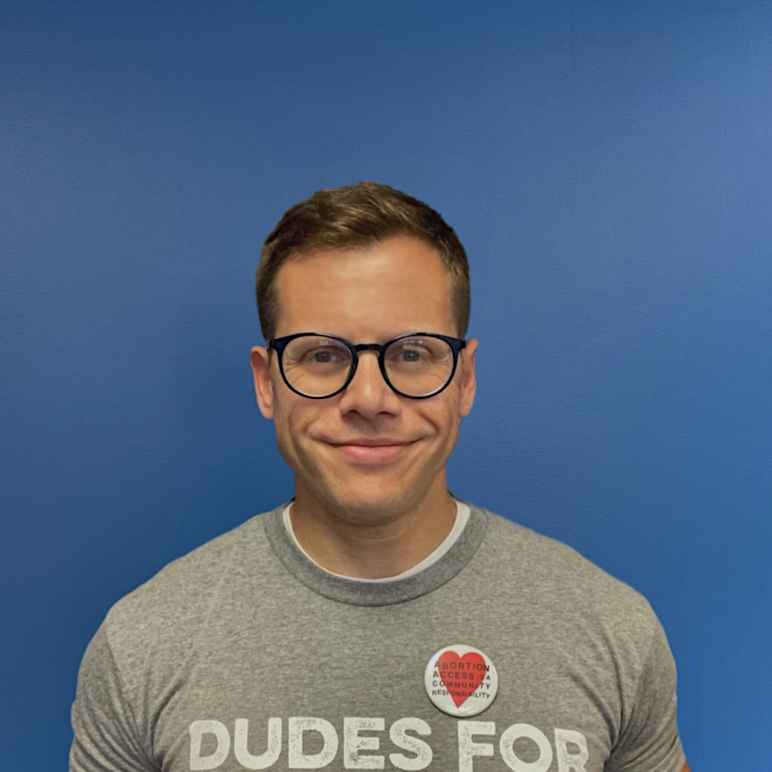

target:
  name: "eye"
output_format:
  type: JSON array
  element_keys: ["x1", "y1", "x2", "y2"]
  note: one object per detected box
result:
[
  {"x1": 387, "y1": 337, "x2": 447, "y2": 365},
  {"x1": 394, "y1": 344, "x2": 429, "y2": 362},
  {"x1": 308, "y1": 347, "x2": 346, "y2": 364}
]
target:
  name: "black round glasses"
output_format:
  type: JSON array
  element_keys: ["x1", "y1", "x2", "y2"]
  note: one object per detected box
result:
[{"x1": 268, "y1": 331, "x2": 467, "y2": 400}]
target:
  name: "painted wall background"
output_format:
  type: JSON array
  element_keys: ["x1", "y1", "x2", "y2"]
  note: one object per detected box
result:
[{"x1": 2, "y1": 2, "x2": 770, "y2": 770}]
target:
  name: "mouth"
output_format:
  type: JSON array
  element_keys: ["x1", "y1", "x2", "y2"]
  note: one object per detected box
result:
[{"x1": 328, "y1": 441, "x2": 415, "y2": 466}]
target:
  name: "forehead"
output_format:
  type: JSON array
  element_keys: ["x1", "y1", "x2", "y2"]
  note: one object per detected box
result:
[{"x1": 274, "y1": 235, "x2": 455, "y2": 340}]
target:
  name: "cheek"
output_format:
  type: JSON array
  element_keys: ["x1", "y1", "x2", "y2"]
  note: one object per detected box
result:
[
  {"x1": 416, "y1": 406, "x2": 460, "y2": 464},
  {"x1": 438, "y1": 400, "x2": 464, "y2": 447},
  {"x1": 425, "y1": 396, "x2": 460, "y2": 432},
  {"x1": 272, "y1": 421, "x2": 298, "y2": 472},
  {"x1": 275, "y1": 405, "x2": 333, "y2": 461},
  {"x1": 271, "y1": 403, "x2": 309, "y2": 466}
]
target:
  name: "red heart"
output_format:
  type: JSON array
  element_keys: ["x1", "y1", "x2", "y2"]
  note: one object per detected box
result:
[{"x1": 437, "y1": 650, "x2": 487, "y2": 707}]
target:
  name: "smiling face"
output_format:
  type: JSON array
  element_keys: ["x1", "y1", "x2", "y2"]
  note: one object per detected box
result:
[{"x1": 249, "y1": 234, "x2": 478, "y2": 527}]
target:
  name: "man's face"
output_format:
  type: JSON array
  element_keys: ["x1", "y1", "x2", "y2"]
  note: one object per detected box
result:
[{"x1": 249, "y1": 234, "x2": 479, "y2": 525}]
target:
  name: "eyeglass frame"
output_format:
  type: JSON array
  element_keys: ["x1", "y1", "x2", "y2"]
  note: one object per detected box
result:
[{"x1": 267, "y1": 331, "x2": 468, "y2": 400}]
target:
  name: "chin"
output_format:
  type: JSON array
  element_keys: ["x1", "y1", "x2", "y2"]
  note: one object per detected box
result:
[{"x1": 322, "y1": 484, "x2": 413, "y2": 523}]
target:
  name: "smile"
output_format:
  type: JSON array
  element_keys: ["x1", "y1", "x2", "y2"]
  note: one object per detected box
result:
[{"x1": 335, "y1": 443, "x2": 412, "y2": 465}]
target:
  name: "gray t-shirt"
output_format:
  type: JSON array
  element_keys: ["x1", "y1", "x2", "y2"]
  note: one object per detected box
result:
[{"x1": 70, "y1": 497, "x2": 686, "y2": 771}]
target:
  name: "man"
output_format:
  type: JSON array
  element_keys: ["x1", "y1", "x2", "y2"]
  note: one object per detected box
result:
[{"x1": 70, "y1": 181, "x2": 689, "y2": 771}]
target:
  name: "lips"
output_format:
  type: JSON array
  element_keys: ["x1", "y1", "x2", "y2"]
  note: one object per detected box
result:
[
  {"x1": 337, "y1": 443, "x2": 410, "y2": 464},
  {"x1": 330, "y1": 439, "x2": 409, "y2": 447}
]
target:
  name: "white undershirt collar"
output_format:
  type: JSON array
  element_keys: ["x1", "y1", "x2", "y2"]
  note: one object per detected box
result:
[{"x1": 282, "y1": 498, "x2": 471, "y2": 583}]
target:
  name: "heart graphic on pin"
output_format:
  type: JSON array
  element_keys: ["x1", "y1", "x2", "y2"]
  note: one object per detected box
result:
[
  {"x1": 424, "y1": 643, "x2": 498, "y2": 717},
  {"x1": 437, "y1": 650, "x2": 487, "y2": 706}
]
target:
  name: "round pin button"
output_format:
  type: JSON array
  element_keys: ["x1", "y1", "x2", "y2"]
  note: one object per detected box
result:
[{"x1": 424, "y1": 644, "x2": 498, "y2": 717}]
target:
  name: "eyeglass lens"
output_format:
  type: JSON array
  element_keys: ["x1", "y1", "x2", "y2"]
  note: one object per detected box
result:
[{"x1": 281, "y1": 335, "x2": 454, "y2": 397}]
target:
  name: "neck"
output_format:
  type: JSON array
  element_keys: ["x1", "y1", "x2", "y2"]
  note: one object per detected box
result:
[{"x1": 288, "y1": 482, "x2": 457, "y2": 579}]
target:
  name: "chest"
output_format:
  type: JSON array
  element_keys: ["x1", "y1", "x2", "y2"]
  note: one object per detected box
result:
[{"x1": 149, "y1": 609, "x2": 619, "y2": 771}]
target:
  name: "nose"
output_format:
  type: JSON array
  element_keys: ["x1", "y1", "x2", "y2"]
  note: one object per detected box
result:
[{"x1": 338, "y1": 349, "x2": 398, "y2": 414}]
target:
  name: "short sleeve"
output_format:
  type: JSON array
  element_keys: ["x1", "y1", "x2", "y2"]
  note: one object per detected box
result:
[
  {"x1": 606, "y1": 609, "x2": 687, "y2": 772},
  {"x1": 69, "y1": 621, "x2": 156, "y2": 772}
]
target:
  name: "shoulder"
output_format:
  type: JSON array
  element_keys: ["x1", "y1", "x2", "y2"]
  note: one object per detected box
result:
[
  {"x1": 473, "y1": 504, "x2": 661, "y2": 643},
  {"x1": 110, "y1": 513, "x2": 264, "y2": 614},
  {"x1": 99, "y1": 507, "x2": 279, "y2": 679}
]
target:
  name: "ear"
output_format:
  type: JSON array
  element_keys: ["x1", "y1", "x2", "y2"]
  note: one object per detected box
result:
[
  {"x1": 249, "y1": 346, "x2": 275, "y2": 420},
  {"x1": 458, "y1": 338, "x2": 478, "y2": 419}
]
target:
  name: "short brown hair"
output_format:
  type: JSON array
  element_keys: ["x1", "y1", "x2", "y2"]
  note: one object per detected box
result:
[{"x1": 256, "y1": 181, "x2": 470, "y2": 342}]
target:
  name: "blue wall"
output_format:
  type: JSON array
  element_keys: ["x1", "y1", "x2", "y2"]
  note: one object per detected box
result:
[{"x1": 3, "y1": 2, "x2": 770, "y2": 769}]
